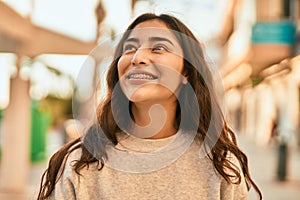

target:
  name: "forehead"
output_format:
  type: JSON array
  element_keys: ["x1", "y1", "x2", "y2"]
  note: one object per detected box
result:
[{"x1": 127, "y1": 20, "x2": 178, "y2": 42}]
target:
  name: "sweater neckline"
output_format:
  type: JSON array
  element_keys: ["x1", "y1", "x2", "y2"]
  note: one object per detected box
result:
[
  {"x1": 105, "y1": 129, "x2": 197, "y2": 173},
  {"x1": 116, "y1": 131, "x2": 178, "y2": 153}
]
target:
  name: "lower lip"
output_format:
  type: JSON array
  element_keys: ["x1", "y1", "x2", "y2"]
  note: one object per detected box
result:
[{"x1": 127, "y1": 78, "x2": 157, "y2": 85}]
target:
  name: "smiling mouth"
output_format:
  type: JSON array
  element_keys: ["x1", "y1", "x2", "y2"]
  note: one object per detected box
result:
[{"x1": 127, "y1": 73, "x2": 158, "y2": 80}]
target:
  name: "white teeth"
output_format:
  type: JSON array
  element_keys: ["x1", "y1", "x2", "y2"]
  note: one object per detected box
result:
[{"x1": 128, "y1": 73, "x2": 156, "y2": 80}]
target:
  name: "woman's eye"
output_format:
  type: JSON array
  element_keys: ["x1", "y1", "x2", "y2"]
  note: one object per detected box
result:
[
  {"x1": 152, "y1": 45, "x2": 168, "y2": 52},
  {"x1": 123, "y1": 44, "x2": 137, "y2": 53}
]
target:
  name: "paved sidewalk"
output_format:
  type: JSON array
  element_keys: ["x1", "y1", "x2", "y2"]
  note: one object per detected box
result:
[
  {"x1": 0, "y1": 134, "x2": 299, "y2": 200},
  {"x1": 237, "y1": 134, "x2": 300, "y2": 200},
  {"x1": 0, "y1": 161, "x2": 47, "y2": 200}
]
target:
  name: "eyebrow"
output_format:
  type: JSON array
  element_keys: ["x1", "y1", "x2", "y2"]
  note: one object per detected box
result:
[
  {"x1": 125, "y1": 37, "x2": 174, "y2": 46},
  {"x1": 125, "y1": 37, "x2": 139, "y2": 43},
  {"x1": 149, "y1": 37, "x2": 174, "y2": 46}
]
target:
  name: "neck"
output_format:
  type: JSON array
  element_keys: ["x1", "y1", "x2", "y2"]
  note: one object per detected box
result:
[{"x1": 131, "y1": 101, "x2": 178, "y2": 139}]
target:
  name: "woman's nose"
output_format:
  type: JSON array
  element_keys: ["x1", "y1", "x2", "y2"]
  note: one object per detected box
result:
[{"x1": 131, "y1": 48, "x2": 149, "y2": 66}]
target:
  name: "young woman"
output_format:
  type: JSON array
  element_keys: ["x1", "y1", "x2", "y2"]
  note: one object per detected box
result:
[{"x1": 38, "y1": 13, "x2": 262, "y2": 200}]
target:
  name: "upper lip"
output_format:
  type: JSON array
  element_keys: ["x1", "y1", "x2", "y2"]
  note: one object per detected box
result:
[{"x1": 126, "y1": 69, "x2": 158, "y2": 79}]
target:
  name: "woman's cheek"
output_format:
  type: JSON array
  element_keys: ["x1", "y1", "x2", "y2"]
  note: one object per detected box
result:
[
  {"x1": 117, "y1": 55, "x2": 131, "y2": 77},
  {"x1": 117, "y1": 57, "x2": 126, "y2": 78}
]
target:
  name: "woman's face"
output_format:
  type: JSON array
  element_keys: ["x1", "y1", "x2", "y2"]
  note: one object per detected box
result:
[{"x1": 117, "y1": 19, "x2": 185, "y2": 104}]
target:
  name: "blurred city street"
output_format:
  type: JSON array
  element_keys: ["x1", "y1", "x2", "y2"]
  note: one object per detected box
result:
[{"x1": 238, "y1": 135, "x2": 300, "y2": 200}]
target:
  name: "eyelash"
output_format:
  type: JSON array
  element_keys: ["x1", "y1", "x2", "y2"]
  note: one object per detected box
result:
[
  {"x1": 123, "y1": 44, "x2": 169, "y2": 54},
  {"x1": 123, "y1": 44, "x2": 137, "y2": 53},
  {"x1": 152, "y1": 45, "x2": 168, "y2": 52}
]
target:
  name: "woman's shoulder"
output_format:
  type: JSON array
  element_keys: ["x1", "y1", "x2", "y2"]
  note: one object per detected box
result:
[
  {"x1": 62, "y1": 140, "x2": 102, "y2": 174},
  {"x1": 53, "y1": 140, "x2": 83, "y2": 179},
  {"x1": 66, "y1": 145, "x2": 83, "y2": 163}
]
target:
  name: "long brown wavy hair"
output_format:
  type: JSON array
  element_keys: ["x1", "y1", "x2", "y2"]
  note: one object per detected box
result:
[{"x1": 38, "y1": 13, "x2": 262, "y2": 199}]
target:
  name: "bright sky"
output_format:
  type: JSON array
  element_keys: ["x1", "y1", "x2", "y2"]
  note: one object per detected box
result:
[
  {"x1": 3, "y1": 0, "x2": 97, "y2": 41},
  {"x1": 3, "y1": 0, "x2": 133, "y2": 41}
]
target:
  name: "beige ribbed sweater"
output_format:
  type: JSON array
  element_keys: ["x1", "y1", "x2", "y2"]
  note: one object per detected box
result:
[{"x1": 50, "y1": 131, "x2": 249, "y2": 200}]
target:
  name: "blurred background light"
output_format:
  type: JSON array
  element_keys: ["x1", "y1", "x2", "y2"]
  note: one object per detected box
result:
[{"x1": 0, "y1": 53, "x2": 17, "y2": 109}]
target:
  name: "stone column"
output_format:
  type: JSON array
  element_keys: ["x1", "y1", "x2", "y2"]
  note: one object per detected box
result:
[{"x1": 0, "y1": 56, "x2": 31, "y2": 194}]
